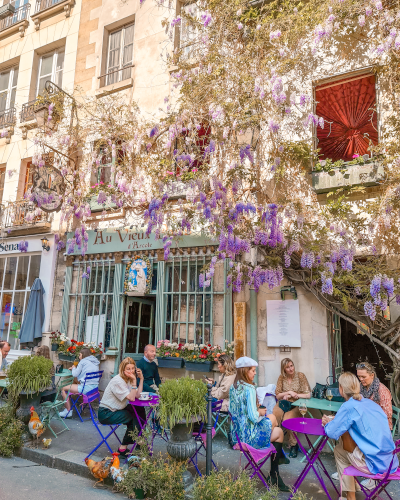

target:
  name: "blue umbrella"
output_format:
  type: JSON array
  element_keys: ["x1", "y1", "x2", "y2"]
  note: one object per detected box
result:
[{"x1": 19, "y1": 278, "x2": 45, "y2": 344}]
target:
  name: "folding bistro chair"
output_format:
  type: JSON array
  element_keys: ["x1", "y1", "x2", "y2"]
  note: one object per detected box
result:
[
  {"x1": 189, "y1": 399, "x2": 222, "y2": 476},
  {"x1": 68, "y1": 370, "x2": 103, "y2": 422},
  {"x1": 342, "y1": 439, "x2": 400, "y2": 500},
  {"x1": 41, "y1": 375, "x2": 75, "y2": 438},
  {"x1": 392, "y1": 406, "x2": 400, "y2": 439},
  {"x1": 213, "y1": 403, "x2": 230, "y2": 439},
  {"x1": 230, "y1": 412, "x2": 276, "y2": 489},
  {"x1": 84, "y1": 391, "x2": 122, "y2": 460}
]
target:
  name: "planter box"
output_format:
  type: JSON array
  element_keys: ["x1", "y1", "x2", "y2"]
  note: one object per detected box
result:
[
  {"x1": 51, "y1": 344, "x2": 58, "y2": 351},
  {"x1": 157, "y1": 357, "x2": 184, "y2": 369},
  {"x1": 57, "y1": 353, "x2": 101, "y2": 362},
  {"x1": 311, "y1": 162, "x2": 384, "y2": 194},
  {"x1": 184, "y1": 361, "x2": 214, "y2": 372}
]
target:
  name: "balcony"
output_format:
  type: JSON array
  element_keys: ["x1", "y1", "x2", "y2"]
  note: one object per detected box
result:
[
  {"x1": 2, "y1": 200, "x2": 52, "y2": 237},
  {"x1": 31, "y1": 0, "x2": 74, "y2": 30},
  {"x1": 0, "y1": 3, "x2": 30, "y2": 39},
  {"x1": 0, "y1": 108, "x2": 16, "y2": 129},
  {"x1": 311, "y1": 161, "x2": 385, "y2": 194},
  {"x1": 96, "y1": 65, "x2": 134, "y2": 97}
]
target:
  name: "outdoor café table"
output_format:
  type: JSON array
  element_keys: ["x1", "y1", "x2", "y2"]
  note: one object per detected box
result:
[
  {"x1": 54, "y1": 369, "x2": 73, "y2": 388},
  {"x1": 128, "y1": 394, "x2": 160, "y2": 453},
  {"x1": 282, "y1": 417, "x2": 339, "y2": 500},
  {"x1": 292, "y1": 397, "x2": 343, "y2": 462}
]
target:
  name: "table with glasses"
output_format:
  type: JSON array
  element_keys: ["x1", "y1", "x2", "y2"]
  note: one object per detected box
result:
[
  {"x1": 292, "y1": 397, "x2": 343, "y2": 461},
  {"x1": 283, "y1": 417, "x2": 340, "y2": 500},
  {"x1": 128, "y1": 395, "x2": 162, "y2": 454}
]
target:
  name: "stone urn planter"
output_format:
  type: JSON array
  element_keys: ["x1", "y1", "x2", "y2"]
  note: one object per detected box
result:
[
  {"x1": 16, "y1": 391, "x2": 43, "y2": 425},
  {"x1": 167, "y1": 417, "x2": 198, "y2": 461}
]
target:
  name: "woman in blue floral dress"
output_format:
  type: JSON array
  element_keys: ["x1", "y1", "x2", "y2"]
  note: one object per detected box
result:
[{"x1": 229, "y1": 356, "x2": 289, "y2": 492}]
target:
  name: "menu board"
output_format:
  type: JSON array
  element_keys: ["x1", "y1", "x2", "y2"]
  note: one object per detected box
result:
[{"x1": 266, "y1": 300, "x2": 301, "y2": 347}]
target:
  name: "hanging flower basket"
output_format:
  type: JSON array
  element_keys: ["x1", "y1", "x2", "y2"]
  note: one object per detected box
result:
[
  {"x1": 157, "y1": 357, "x2": 184, "y2": 369},
  {"x1": 184, "y1": 360, "x2": 214, "y2": 372}
]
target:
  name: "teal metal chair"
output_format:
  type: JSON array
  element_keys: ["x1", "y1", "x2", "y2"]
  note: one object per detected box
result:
[
  {"x1": 392, "y1": 406, "x2": 400, "y2": 439},
  {"x1": 41, "y1": 375, "x2": 74, "y2": 438}
]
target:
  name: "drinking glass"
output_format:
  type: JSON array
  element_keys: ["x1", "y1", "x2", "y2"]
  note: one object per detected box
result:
[
  {"x1": 326, "y1": 389, "x2": 333, "y2": 407},
  {"x1": 299, "y1": 401, "x2": 307, "y2": 424}
]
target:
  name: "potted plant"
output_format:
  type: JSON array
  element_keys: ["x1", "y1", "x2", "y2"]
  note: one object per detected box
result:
[
  {"x1": 50, "y1": 330, "x2": 62, "y2": 351},
  {"x1": 183, "y1": 341, "x2": 234, "y2": 372},
  {"x1": 56, "y1": 336, "x2": 103, "y2": 362},
  {"x1": 156, "y1": 340, "x2": 184, "y2": 369},
  {"x1": 158, "y1": 377, "x2": 206, "y2": 461},
  {"x1": 7, "y1": 355, "x2": 53, "y2": 424}
]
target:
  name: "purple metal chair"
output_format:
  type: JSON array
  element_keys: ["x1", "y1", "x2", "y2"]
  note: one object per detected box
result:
[
  {"x1": 68, "y1": 370, "x2": 103, "y2": 422},
  {"x1": 229, "y1": 411, "x2": 276, "y2": 489},
  {"x1": 189, "y1": 399, "x2": 223, "y2": 476},
  {"x1": 342, "y1": 439, "x2": 400, "y2": 500},
  {"x1": 84, "y1": 390, "x2": 122, "y2": 460}
]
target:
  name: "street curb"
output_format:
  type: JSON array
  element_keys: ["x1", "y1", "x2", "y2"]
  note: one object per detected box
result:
[{"x1": 15, "y1": 446, "x2": 114, "y2": 485}]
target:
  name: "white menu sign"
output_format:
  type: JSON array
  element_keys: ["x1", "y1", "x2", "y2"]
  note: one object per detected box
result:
[{"x1": 266, "y1": 300, "x2": 301, "y2": 347}]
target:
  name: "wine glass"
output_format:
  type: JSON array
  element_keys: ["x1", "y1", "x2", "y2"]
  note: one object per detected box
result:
[
  {"x1": 326, "y1": 389, "x2": 333, "y2": 407},
  {"x1": 299, "y1": 401, "x2": 307, "y2": 424}
]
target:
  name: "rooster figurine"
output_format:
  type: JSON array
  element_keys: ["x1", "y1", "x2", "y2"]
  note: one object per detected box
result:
[
  {"x1": 85, "y1": 455, "x2": 114, "y2": 488},
  {"x1": 28, "y1": 407, "x2": 45, "y2": 443}
]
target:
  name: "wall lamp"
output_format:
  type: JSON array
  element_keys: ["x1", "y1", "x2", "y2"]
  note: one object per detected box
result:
[{"x1": 41, "y1": 237, "x2": 50, "y2": 252}]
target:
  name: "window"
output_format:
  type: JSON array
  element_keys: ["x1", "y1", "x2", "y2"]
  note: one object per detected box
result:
[
  {"x1": 23, "y1": 161, "x2": 33, "y2": 195},
  {"x1": 0, "y1": 66, "x2": 18, "y2": 113},
  {"x1": 180, "y1": 3, "x2": 199, "y2": 56},
  {"x1": 315, "y1": 74, "x2": 378, "y2": 162},
  {"x1": 68, "y1": 260, "x2": 115, "y2": 350},
  {"x1": 37, "y1": 49, "x2": 64, "y2": 96},
  {"x1": 106, "y1": 24, "x2": 134, "y2": 86},
  {"x1": 0, "y1": 166, "x2": 5, "y2": 204},
  {"x1": 90, "y1": 141, "x2": 125, "y2": 186},
  {"x1": 0, "y1": 254, "x2": 41, "y2": 348},
  {"x1": 164, "y1": 256, "x2": 224, "y2": 345}
]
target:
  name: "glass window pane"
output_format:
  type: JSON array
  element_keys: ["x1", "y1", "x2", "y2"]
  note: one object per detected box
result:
[
  {"x1": 12, "y1": 67, "x2": 19, "y2": 87},
  {"x1": 125, "y1": 327, "x2": 138, "y2": 353},
  {"x1": 9, "y1": 88, "x2": 16, "y2": 108},
  {"x1": 3, "y1": 256, "x2": 17, "y2": 290},
  {"x1": 40, "y1": 54, "x2": 54, "y2": 77},
  {"x1": 138, "y1": 328, "x2": 150, "y2": 353},
  {"x1": 38, "y1": 76, "x2": 47, "y2": 96},
  {"x1": 127, "y1": 301, "x2": 139, "y2": 326},
  {"x1": 28, "y1": 255, "x2": 41, "y2": 287},
  {"x1": 0, "y1": 257, "x2": 5, "y2": 287},
  {"x1": 140, "y1": 303, "x2": 151, "y2": 328},
  {"x1": 0, "y1": 292, "x2": 12, "y2": 341},
  {"x1": 56, "y1": 51, "x2": 64, "y2": 72},
  {"x1": 0, "y1": 70, "x2": 10, "y2": 92},
  {"x1": 15, "y1": 256, "x2": 29, "y2": 290}
]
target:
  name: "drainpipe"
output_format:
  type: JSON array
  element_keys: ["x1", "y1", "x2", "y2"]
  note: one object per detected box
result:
[{"x1": 250, "y1": 287, "x2": 258, "y2": 385}]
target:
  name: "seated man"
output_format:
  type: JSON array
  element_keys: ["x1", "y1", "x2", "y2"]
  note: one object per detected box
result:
[
  {"x1": 0, "y1": 341, "x2": 11, "y2": 375},
  {"x1": 323, "y1": 372, "x2": 398, "y2": 500},
  {"x1": 136, "y1": 344, "x2": 161, "y2": 394}
]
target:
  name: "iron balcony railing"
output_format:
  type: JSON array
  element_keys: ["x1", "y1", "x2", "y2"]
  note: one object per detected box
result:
[
  {"x1": 34, "y1": 0, "x2": 65, "y2": 13},
  {"x1": 0, "y1": 3, "x2": 29, "y2": 32},
  {"x1": 20, "y1": 99, "x2": 37, "y2": 123},
  {"x1": 0, "y1": 108, "x2": 16, "y2": 128},
  {"x1": 2, "y1": 200, "x2": 51, "y2": 229},
  {"x1": 98, "y1": 64, "x2": 134, "y2": 89}
]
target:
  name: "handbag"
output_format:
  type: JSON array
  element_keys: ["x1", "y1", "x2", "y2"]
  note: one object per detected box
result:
[
  {"x1": 325, "y1": 376, "x2": 345, "y2": 403},
  {"x1": 278, "y1": 400, "x2": 292, "y2": 413},
  {"x1": 312, "y1": 382, "x2": 326, "y2": 400}
]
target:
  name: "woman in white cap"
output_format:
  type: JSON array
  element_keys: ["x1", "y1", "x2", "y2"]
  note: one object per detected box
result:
[{"x1": 229, "y1": 356, "x2": 290, "y2": 492}]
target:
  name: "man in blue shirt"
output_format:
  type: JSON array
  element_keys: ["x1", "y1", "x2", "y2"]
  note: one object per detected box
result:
[
  {"x1": 136, "y1": 344, "x2": 161, "y2": 394},
  {"x1": 323, "y1": 372, "x2": 398, "y2": 500}
]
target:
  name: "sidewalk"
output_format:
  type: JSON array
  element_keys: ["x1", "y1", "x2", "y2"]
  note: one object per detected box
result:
[{"x1": 15, "y1": 409, "x2": 400, "y2": 499}]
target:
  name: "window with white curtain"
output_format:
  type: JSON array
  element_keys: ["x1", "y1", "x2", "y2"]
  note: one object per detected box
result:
[
  {"x1": 37, "y1": 49, "x2": 64, "y2": 96},
  {"x1": 180, "y1": 3, "x2": 199, "y2": 57},
  {"x1": 0, "y1": 66, "x2": 18, "y2": 113},
  {"x1": 106, "y1": 24, "x2": 134, "y2": 86}
]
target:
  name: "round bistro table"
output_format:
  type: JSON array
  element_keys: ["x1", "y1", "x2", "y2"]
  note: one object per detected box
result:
[
  {"x1": 282, "y1": 418, "x2": 339, "y2": 500},
  {"x1": 128, "y1": 395, "x2": 160, "y2": 454}
]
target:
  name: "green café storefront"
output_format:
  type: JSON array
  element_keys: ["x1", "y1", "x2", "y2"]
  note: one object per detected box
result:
[{"x1": 60, "y1": 228, "x2": 232, "y2": 373}]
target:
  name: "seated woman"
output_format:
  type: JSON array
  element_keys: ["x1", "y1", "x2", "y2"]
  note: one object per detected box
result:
[
  {"x1": 59, "y1": 347, "x2": 100, "y2": 418},
  {"x1": 229, "y1": 356, "x2": 290, "y2": 492},
  {"x1": 357, "y1": 361, "x2": 392, "y2": 430},
  {"x1": 98, "y1": 357, "x2": 144, "y2": 458},
  {"x1": 205, "y1": 354, "x2": 236, "y2": 412},
  {"x1": 272, "y1": 358, "x2": 311, "y2": 457},
  {"x1": 323, "y1": 372, "x2": 398, "y2": 500}
]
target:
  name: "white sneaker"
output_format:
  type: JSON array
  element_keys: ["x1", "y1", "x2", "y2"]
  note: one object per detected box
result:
[
  {"x1": 331, "y1": 472, "x2": 339, "y2": 481},
  {"x1": 59, "y1": 408, "x2": 72, "y2": 419},
  {"x1": 361, "y1": 478, "x2": 376, "y2": 490}
]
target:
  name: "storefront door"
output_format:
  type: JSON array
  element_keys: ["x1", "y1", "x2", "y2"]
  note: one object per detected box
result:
[{"x1": 122, "y1": 297, "x2": 155, "y2": 360}]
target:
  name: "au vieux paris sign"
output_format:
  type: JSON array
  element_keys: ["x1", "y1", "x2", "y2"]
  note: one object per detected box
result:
[{"x1": 70, "y1": 229, "x2": 214, "y2": 255}]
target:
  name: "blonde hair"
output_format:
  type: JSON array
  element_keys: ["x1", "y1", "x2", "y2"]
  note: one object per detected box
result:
[
  {"x1": 119, "y1": 357, "x2": 136, "y2": 382},
  {"x1": 36, "y1": 346, "x2": 50, "y2": 359},
  {"x1": 217, "y1": 354, "x2": 236, "y2": 376},
  {"x1": 356, "y1": 361, "x2": 376, "y2": 376},
  {"x1": 281, "y1": 358, "x2": 295, "y2": 378},
  {"x1": 339, "y1": 372, "x2": 362, "y2": 401}
]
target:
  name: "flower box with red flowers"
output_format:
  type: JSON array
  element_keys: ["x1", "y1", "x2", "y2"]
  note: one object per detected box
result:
[{"x1": 56, "y1": 337, "x2": 103, "y2": 361}]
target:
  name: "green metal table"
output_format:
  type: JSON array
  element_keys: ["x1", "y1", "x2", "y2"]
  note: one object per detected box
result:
[
  {"x1": 292, "y1": 397, "x2": 343, "y2": 462},
  {"x1": 0, "y1": 378, "x2": 9, "y2": 396},
  {"x1": 54, "y1": 369, "x2": 73, "y2": 388}
]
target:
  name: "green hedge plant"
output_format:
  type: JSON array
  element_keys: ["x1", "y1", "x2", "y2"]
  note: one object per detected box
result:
[
  {"x1": 158, "y1": 377, "x2": 207, "y2": 429},
  {"x1": 7, "y1": 355, "x2": 53, "y2": 402},
  {"x1": 0, "y1": 404, "x2": 23, "y2": 457}
]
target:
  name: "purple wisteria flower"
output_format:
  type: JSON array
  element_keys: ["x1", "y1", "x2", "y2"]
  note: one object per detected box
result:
[
  {"x1": 201, "y1": 11, "x2": 212, "y2": 27},
  {"x1": 82, "y1": 266, "x2": 91, "y2": 279},
  {"x1": 268, "y1": 120, "x2": 280, "y2": 133},
  {"x1": 97, "y1": 191, "x2": 107, "y2": 205},
  {"x1": 321, "y1": 273, "x2": 333, "y2": 295},
  {"x1": 370, "y1": 275, "x2": 381, "y2": 298},
  {"x1": 364, "y1": 301, "x2": 376, "y2": 321},
  {"x1": 382, "y1": 276, "x2": 394, "y2": 297},
  {"x1": 19, "y1": 240, "x2": 29, "y2": 253}
]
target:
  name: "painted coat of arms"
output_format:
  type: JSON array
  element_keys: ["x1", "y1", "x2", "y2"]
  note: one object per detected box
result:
[{"x1": 124, "y1": 256, "x2": 152, "y2": 295}]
